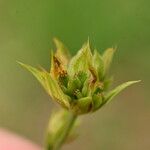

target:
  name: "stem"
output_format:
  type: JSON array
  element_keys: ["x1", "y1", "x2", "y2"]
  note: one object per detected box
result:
[
  {"x1": 54, "y1": 113, "x2": 77, "y2": 150},
  {"x1": 46, "y1": 112, "x2": 77, "y2": 150}
]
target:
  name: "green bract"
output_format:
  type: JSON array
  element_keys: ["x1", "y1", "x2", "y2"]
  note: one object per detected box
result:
[{"x1": 19, "y1": 38, "x2": 140, "y2": 115}]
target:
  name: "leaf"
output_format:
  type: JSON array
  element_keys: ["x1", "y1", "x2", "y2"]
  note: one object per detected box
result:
[
  {"x1": 53, "y1": 38, "x2": 71, "y2": 65},
  {"x1": 93, "y1": 49, "x2": 104, "y2": 80},
  {"x1": 45, "y1": 73, "x2": 70, "y2": 108},
  {"x1": 18, "y1": 62, "x2": 70, "y2": 108},
  {"x1": 68, "y1": 40, "x2": 92, "y2": 76},
  {"x1": 50, "y1": 50, "x2": 55, "y2": 76},
  {"x1": 18, "y1": 62, "x2": 48, "y2": 90},
  {"x1": 102, "y1": 47, "x2": 116, "y2": 75},
  {"x1": 92, "y1": 94, "x2": 103, "y2": 111},
  {"x1": 104, "y1": 80, "x2": 141, "y2": 104}
]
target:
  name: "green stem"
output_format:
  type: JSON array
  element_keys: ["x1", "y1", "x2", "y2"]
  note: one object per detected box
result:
[
  {"x1": 54, "y1": 113, "x2": 77, "y2": 150},
  {"x1": 46, "y1": 112, "x2": 77, "y2": 150}
]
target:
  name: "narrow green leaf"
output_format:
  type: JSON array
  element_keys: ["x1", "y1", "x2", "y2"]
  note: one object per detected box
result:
[
  {"x1": 104, "y1": 80, "x2": 141, "y2": 103},
  {"x1": 68, "y1": 40, "x2": 92, "y2": 76},
  {"x1": 102, "y1": 48, "x2": 116, "y2": 75},
  {"x1": 18, "y1": 62, "x2": 48, "y2": 90},
  {"x1": 53, "y1": 38, "x2": 71, "y2": 65}
]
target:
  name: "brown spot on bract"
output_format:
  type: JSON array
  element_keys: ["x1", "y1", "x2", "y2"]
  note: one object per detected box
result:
[
  {"x1": 89, "y1": 67, "x2": 97, "y2": 84},
  {"x1": 53, "y1": 56, "x2": 67, "y2": 77}
]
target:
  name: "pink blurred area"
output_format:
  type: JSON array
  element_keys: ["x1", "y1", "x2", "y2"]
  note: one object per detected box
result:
[{"x1": 0, "y1": 129, "x2": 41, "y2": 150}]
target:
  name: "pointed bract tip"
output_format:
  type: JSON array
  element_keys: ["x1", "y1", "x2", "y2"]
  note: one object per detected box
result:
[{"x1": 17, "y1": 61, "x2": 27, "y2": 68}]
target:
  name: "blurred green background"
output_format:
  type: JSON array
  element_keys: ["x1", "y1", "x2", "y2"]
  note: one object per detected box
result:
[{"x1": 0, "y1": 0, "x2": 149, "y2": 149}]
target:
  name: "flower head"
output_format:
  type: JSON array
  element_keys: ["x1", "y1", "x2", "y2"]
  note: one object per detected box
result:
[{"x1": 19, "y1": 38, "x2": 140, "y2": 115}]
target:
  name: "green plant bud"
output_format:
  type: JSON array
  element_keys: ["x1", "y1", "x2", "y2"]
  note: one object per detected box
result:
[
  {"x1": 19, "y1": 38, "x2": 140, "y2": 116},
  {"x1": 58, "y1": 72, "x2": 69, "y2": 87},
  {"x1": 67, "y1": 77, "x2": 82, "y2": 95},
  {"x1": 71, "y1": 97, "x2": 92, "y2": 114}
]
